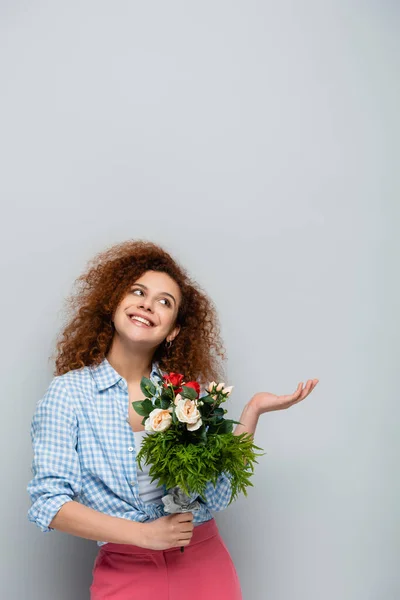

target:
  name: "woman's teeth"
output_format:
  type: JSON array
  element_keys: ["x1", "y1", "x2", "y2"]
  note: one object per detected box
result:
[{"x1": 130, "y1": 316, "x2": 152, "y2": 327}]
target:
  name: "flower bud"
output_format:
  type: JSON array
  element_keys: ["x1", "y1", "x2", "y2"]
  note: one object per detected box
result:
[
  {"x1": 223, "y1": 385, "x2": 234, "y2": 396},
  {"x1": 216, "y1": 382, "x2": 225, "y2": 392}
]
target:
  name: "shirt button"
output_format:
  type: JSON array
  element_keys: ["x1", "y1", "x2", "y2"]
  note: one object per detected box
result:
[{"x1": 128, "y1": 446, "x2": 134, "y2": 452}]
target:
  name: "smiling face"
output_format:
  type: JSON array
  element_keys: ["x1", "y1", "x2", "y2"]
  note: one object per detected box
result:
[{"x1": 112, "y1": 270, "x2": 182, "y2": 351}]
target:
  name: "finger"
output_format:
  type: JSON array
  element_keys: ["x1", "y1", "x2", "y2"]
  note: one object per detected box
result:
[
  {"x1": 284, "y1": 383, "x2": 304, "y2": 403},
  {"x1": 296, "y1": 380, "x2": 312, "y2": 400},
  {"x1": 179, "y1": 528, "x2": 194, "y2": 536},
  {"x1": 178, "y1": 530, "x2": 194, "y2": 538},
  {"x1": 302, "y1": 379, "x2": 318, "y2": 397},
  {"x1": 177, "y1": 538, "x2": 192, "y2": 546},
  {"x1": 292, "y1": 379, "x2": 318, "y2": 404},
  {"x1": 179, "y1": 526, "x2": 194, "y2": 535},
  {"x1": 285, "y1": 382, "x2": 308, "y2": 405},
  {"x1": 177, "y1": 512, "x2": 193, "y2": 522},
  {"x1": 282, "y1": 379, "x2": 319, "y2": 407}
]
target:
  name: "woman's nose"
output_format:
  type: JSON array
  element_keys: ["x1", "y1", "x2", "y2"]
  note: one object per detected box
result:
[{"x1": 138, "y1": 298, "x2": 154, "y2": 312}]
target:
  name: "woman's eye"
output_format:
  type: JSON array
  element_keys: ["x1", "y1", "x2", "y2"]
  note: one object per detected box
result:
[{"x1": 131, "y1": 289, "x2": 170, "y2": 307}]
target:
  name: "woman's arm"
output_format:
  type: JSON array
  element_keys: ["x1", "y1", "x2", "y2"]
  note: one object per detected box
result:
[
  {"x1": 27, "y1": 378, "x2": 146, "y2": 545},
  {"x1": 27, "y1": 377, "x2": 194, "y2": 550},
  {"x1": 49, "y1": 500, "x2": 146, "y2": 545},
  {"x1": 233, "y1": 401, "x2": 260, "y2": 438}
]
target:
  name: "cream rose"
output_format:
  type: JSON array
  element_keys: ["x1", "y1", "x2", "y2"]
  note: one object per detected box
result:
[
  {"x1": 175, "y1": 398, "x2": 202, "y2": 431},
  {"x1": 144, "y1": 408, "x2": 173, "y2": 432},
  {"x1": 173, "y1": 393, "x2": 183, "y2": 406},
  {"x1": 187, "y1": 418, "x2": 203, "y2": 432}
]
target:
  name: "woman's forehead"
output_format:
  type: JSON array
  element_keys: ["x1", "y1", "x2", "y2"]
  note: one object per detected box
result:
[{"x1": 131, "y1": 271, "x2": 182, "y2": 301}]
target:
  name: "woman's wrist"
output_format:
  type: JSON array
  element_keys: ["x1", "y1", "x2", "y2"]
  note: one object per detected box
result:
[
  {"x1": 233, "y1": 401, "x2": 260, "y2": 438},
  {"x1": 128, "y1": 520, "x2": 147, "y2": 547}
]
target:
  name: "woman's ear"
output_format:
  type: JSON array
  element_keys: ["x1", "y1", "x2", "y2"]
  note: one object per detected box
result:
[{"x1": 169, "y1": 324, "x2": 181, "y2": 343}]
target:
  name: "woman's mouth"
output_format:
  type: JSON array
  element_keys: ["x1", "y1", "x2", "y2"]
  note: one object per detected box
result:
[{"x1": 128, "y1": 315, "x2": 154, "y2": 328}]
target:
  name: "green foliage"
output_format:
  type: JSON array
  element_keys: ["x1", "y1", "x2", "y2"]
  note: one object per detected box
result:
[
  {"x1": 200, "y1": 394, "x2": 215, "y2": 404},
  {"x1": 131, "y1": 399, "x2": 153, "y2": 417},
  {"x1": 140, "y1": 377, "x2": 157, "y2": 398},
  {"x1": 180, "y1": 385, "x2": 198, "y2": 400},
  {"x1": 137, "y1": 430, "x2": 265, "y2": 504},
  {"x1": 160, "y1": 397, "x2": 170, "y2": 409}
]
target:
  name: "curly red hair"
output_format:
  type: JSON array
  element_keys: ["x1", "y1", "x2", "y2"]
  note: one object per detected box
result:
[{"x1": 52, "y1": 239, "x2": 227, "y2": 384}]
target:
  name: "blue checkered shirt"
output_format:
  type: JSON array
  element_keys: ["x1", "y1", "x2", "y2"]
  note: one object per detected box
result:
[{"x1": 27, "y1": 358, "x2": 233, "y2": 546}]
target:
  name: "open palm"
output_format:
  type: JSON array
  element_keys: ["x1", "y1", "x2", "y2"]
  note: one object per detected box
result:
[{"x1": 250, "y1": 379, "x2": 319, "y2": 415}]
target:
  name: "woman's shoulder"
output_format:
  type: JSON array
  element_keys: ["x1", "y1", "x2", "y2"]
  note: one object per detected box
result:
[{"x1": 37, "y1": 365, "x2": 95, "y2": 409}]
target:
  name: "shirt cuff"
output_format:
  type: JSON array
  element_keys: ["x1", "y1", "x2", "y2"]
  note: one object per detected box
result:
[{"x1": 30, "y1": 495, "x2": 74, "y2": 533}]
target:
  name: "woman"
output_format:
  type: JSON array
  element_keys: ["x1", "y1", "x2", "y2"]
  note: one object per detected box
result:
[{"x1": 27, "y1": 239, "x2": 318, "y2": 599}]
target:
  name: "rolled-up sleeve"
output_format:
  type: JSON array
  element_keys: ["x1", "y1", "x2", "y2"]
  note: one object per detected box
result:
[{"x1": 27, "y1": 376, "x2": 81, "y2": 533}]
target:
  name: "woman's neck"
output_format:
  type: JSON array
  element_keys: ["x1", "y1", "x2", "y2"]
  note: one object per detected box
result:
[{"x1": 106, "y1": 336, "x2": 154, "y2": 385}]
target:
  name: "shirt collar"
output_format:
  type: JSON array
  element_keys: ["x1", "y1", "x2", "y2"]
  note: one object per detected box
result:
[{"x1": 90, "y1": 357, "x2": 164, "y2": 393}]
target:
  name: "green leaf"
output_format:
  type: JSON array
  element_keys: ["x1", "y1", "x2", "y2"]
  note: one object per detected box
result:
[
  {"x1": 206, "y1": 423, "x2": 218, "y2": 434},
  {"x1": 215, "y1": 419, "x2": 233, "y2": 434},
  {"x1": 162, "y1": 388, "x2": 174, "y2": 401},
  {"x1": 140, "y1": 377, "x2": 156, "y2": 398},
  {"x1": 132, "y1": 401, "x2": 148, "y2": 416},
  {"x1": 154, "y1": 397, "x2": 161, "y2": 408},
  {"x1": 180, "y1": 385, "x2": 198, "y2": 400},
  {"x1": 142, "y1": 399, "x2": 154, "y2": 415},
  {"x1": 200, "y1": 394, "x2": 215, "y2": 404},
  {"x1": 213, "y1": 408, "x2": 225, "y2": 417},
  {"x1": 160, "y1": 397, "x2": 170, "y2": 409},
  {"x1": 199, "y1": 427, "x2": 207, "y2": 445}
]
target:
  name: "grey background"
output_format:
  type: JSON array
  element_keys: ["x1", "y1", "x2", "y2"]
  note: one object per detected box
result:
[{"x1": 1, "y1": 1, "x2": 399, "y2": 599}]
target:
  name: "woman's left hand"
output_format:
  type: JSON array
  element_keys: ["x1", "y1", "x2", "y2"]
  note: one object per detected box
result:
[{"x1": 249, "y1": 379, "x2": 319, "y2": 416}]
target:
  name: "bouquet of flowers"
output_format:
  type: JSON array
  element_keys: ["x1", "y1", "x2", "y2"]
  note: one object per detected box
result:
[{"x1": 132, "y1": 371, "x2": 264, "y2": 536}]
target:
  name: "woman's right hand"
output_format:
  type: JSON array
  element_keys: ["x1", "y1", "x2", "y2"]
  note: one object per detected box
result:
[{"x1": 139, "y1": 513, "x2": 194, "y2": 550}]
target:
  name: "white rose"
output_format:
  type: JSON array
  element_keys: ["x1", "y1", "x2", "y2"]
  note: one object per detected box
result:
[
  {"x1": 187, "y1": 418, "x2": 203, "y2": 432},
  {"x1": 145, "y1": 408, "x2": 173, "y2": 432},
  {"x1": 175, "y1": 398, "x2": 202, "y2": 430},
  {"x1": 216, "y1": 382, "x2": 225, "y2": 392},
  {"x1": 223, "y1": 385, "x2": 234, "y2": 396},
  {"x1": 174, "y1": 392, "x2": 183, "y2": 406}
]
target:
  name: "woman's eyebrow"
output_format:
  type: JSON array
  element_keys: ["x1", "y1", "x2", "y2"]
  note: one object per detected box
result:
[{"x1": 131, "y1": 283, "x2": 176, "y2": 304}]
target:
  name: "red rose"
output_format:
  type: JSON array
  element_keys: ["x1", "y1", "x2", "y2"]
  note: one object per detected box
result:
[
  {"x1": 184, "y1": 381, "x2": 201, "y2": 398},
  {"x1": 163, "y1": 372, "x2": 185, "y2": 393}
]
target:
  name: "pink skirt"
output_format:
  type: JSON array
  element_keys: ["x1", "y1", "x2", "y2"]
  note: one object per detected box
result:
[{"x1": 90, "y1": 518, "x2": 242, "y2": 599}]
